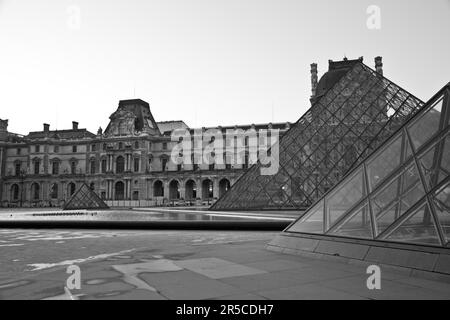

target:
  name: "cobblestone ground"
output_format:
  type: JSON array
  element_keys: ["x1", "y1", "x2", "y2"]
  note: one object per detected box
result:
[{"x1": 0, "y1": 228, "x2": 449, "y2": 300}]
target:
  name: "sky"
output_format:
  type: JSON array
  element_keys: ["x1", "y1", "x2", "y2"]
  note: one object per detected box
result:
[{"x1": 0, "y1": 0, "x2": 449, "y2": 135}]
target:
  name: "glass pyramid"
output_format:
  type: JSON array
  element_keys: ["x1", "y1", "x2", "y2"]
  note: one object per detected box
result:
[
  {"x1": 63, "y1": 183, "x2": 109, "y2": 210},
  {"x1": 212, "y1": 62, "x2": 424, "y2": 210},
  {"x1": 285, "y1": 84, "x2": 450, "y2": 247}
]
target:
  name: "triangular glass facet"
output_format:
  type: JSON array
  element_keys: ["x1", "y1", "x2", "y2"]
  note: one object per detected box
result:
[
  {"x1": 287, "y1": 200, "x2": 324, "y2": 234},
  {"x1": 385, "y1": 203, "x2": 441, "y2": 246},
  {"x1": 328, "y1": 202, "x2": 373, "y2": 239}
]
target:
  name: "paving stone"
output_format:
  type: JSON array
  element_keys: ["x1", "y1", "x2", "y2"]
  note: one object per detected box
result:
[
  {"x1": 434, "y1": 254, "x2": 450, "y2": 274},
  {"x1": 175, "y1": 258, "x2": 267, "y2": 279},
  {"x1": 317, "y1": 275, "x2": 449, "y2": 300},
  {"x1": 314, "y1": 240, "x2": 370, "y2": 260},
  {"x1": 244, "y1": 259, "x2": 309, "y2": 272},
  {"x1": 365, "y1": 247, "x2": 439, "y2": 271},
  {"x1": 258, "y1": 283, "x2": 367, "y2": 300}
]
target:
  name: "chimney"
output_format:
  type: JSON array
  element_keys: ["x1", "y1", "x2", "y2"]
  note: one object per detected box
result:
[
  {"x1": 43, "y1": 123, "x2": 50, "y2": 132},
  {"x1": 72, "y1": 121, "x2": 79, "y2": 130},
  {"x1": 0, "y1": 119, "x2": 8, "y2": 141},
  {"x1": 310, "y1": 63, "x2": 318, "y2": 98},
  {"x1": 375, "y1": 56, "x2": 383, "y2": 75}
]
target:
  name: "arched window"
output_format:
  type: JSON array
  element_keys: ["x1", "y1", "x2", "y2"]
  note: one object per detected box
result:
[
  {"x1": 68, "y1": 182, "x2": 76, "y2": 197},
  {"x1": 219, "y1": 179, "x2": 231, "y2": 198},
  {"x1": 202, "y1": 179, "x2": 213, "y2": 200},
  {"x1": 31, "y1": 183, "x2": 40, "y2": 200},
  {"x1": 116, "y1": 156, "x2": 125, "y2": 173},
  {"x1": 185, "y1": 180, "x2": 197, "y2": 200},
  {"x1": 11, "y1": 184, "x2": 19, "y2": 201},
  {"x1": 50, "y1": 183, "x2": 58, "y2": 199},
  {"x1": 153, "y1": 180, "x2": 164, "y2": 197},
  {"x1": 169, "y1": 180, "x2": 180, "y2": 199},
  {"x1": 115, "y1": 181, "x2": 125, "y2": 200}
]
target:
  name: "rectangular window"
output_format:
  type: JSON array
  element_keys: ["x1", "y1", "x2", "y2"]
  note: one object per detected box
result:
[
  {"x1": 101, "y1": 159, "x2": 107, "y2": 173},
  {"x1": 71, "y1": 161, "x2": 76, "y2": 174},
  {"x1": 162, "y1": 158, "x2": 167, "y2": 172},
  {"x1": 134, "y1": 158, "x2": 140, "y2": 172},
  {"x1": 91, "y1": 144, "x2": 96, "y2": 152},
  {"x1": 35, "y1": 145, "x2": 40, "y2": 153},
  {"x1": 72, "y1": 145, "x2": 77, "y2": 153},
  {"x1": 52, "y1": 162, "x2": 59, "y2": 175},
  {"x1": 90, "y1": 161, "x2": 96, "y2": 174},
  {"x1": 15, "y1": 163, "x2": 21, "y2": 176},
  {"x1": 34, "y1": 161, "x2": 40, "y2": 174},
  {"x1": 54, "y1": 145, "x2": 59, "y2": 153},
  {"x1": 17, "y1": 148, "x2": 21, "y2": 155},
  {"x1": 162, "y1": 142, "x2": 167, "y2": 150}
]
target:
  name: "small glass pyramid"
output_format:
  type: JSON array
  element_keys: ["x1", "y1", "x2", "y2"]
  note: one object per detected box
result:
[{"x1": 63, "y1": 183, "x2": 109, "y2": 210}]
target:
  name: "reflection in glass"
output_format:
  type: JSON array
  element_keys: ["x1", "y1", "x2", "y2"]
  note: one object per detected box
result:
[
  {"x1": 329, "y1": 202, "x2": 372, "y2": 239},
  {"x1": 287, "y1": 200, "x2": 324, "y2": 233},
  {"x1": 408, "y1": 98, "x2": 443, "y2": 151},
  {"x1": 431, "y1": 183, "x2": 450, "y2": 244},
  {"x1": 418, "y1": 135, "x2": 450, "y2": 189},
  {"x1": 367, "y1": 134, "x2": 403, "y2": 190},
  {"x1": 385, "y1": 202, "x2": 441, "y2": 246},
  {"x1": 326, "y1": 168, "x2": 365, "y2": 230}
]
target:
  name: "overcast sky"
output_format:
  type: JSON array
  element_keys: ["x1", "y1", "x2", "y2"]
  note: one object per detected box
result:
[{"x1": 0, "y1": 0, "x2": 449, "y2": 135}]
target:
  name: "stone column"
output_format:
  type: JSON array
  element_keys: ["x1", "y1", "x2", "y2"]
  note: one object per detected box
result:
[
  {"x1": 213, "y1": 178, "x2": 219, "y2": 199},
  {"x1": 163, "y1": 180, "x2": 170, "y2": 201},
  {"x1": 197, "y1": 178, "x2": 203, "y2": 200}
]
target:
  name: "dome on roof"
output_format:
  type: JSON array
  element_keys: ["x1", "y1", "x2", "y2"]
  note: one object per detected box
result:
[{"x1": 311, "y1": 57, "x2": 363, "y2": 104}]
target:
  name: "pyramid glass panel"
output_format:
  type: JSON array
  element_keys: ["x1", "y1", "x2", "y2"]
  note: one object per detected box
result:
[
  {"x1": 328, "y1": 201, "x2": 373, "y2": 239},
  {"x1": 63, "y1": 183, "x2": 109, "y2": 210},
  {"x1": 287, "y1": 200, "x2": 324, "y2": 233},
  {"x1": 212, "y1": 62, "x2": 424, "y2": 211},
  {"x1": 366, "y1": 134, "x2": 403, "y2": 190},
  {"x1": 325, "y1": 167, "x2": 365, "y2": 230},
  {"x1": 430, "y1": 181, "x2": 450, "y2": 244},
  {"x1": 384, "y1": 202, "x2": 441, "y2": 246},
  {"x1": 283, "y1": 85, "x2": 450, "y2": 248},
  {"x1": 408, "y1": 98, "x2": 444, "y2": 151}
]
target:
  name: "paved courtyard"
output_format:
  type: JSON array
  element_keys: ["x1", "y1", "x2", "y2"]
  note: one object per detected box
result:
[{"x1": 0, "y1": 228, "x2": 449, "y2": 300}]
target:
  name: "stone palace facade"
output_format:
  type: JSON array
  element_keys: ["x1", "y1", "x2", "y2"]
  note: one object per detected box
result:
[{"x1": 0, "y1": 99, "x2": 289, "y2": 207}]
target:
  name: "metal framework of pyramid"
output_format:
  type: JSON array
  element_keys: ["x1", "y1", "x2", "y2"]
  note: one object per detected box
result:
[
  {"x1": 285, "y1": 84, "x2": 450, "y2": 247},
  {"x1": 212, "y1": 62, "x2": 424, "y2": 211},
  {"x1": 63, "y1": 183, "x2": 109, "y2": 210}
]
